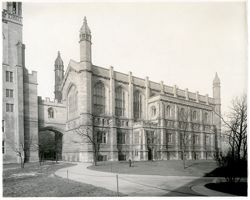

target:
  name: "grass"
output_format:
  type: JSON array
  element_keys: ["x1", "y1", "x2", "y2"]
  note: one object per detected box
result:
[
  {"x1": 205, "y1": 182, "x2": 247, "y2": 196},
  {"x1": 88, "y1": 160, "x2": 218, "y2": 177},
  {"x1": 3, "y1": 161, "x2": 120, "y2": 197}
]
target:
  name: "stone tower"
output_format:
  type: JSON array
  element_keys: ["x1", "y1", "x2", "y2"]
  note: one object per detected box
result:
[
  {"x1": 2, "y1": 2, "x2": 39, "y2": 163},
  {"x1": 2, "y1": 2, "x2": 24, "y2": 163},
  {"x1": 54, "y1": 51, "x2": 64, "y2": 102},
  {"x1": 79, "y1": 16, "x2": 92, "y2": 120},
  {"x1": 78, "y1": 16, "x2": 93, "y2": 161},
  {"x1": 213, "y1": 72, "x2": 221, "y2": 152},
  {"x1": 79, "y1": 16, "x2": 92, "y2": 64}
]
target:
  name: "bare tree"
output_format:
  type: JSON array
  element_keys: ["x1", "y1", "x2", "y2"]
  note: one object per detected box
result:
[
  {"x1": 214, "y1": 94, "x2": 247, "y2": 182},
  {"x1": 215, "y1": 95, "x2": 247, "y2": 161},
  {"x1": 6, "y1": 135, "x2": 35, "y2": 168},
  {"x1": 74, "y1": 126, "x2": 100, "y2": 166},
  {"x1": 178, "y1": 108, "x2": 192, "y2": 169},
  {"x1": 14, "y1": 141, "x2": 26, "y2": 168}
]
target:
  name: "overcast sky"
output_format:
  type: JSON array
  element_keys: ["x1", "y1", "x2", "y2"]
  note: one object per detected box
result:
[{"x1": 22, "y1": 1, "x2": 247, "y2": 114}]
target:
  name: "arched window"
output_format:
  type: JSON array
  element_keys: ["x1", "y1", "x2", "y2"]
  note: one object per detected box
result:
[
  {"x1": 166, "y1": 105, "x2": 171, "y2": 117},
  {"x1": 93, "y1": 82, "x2": 105, "y2": 115},
  {"x1": 194, "y1": 135, "x2": 200, "y2": 145},
  {"x1": 168, "y1": 133, "x2": 172, "y2": 143},
  {"x1": 134, "y1": 90, "x2": 143, "y2": 120},
  {"x1": 179, "y1": 108, "x2": 185, "y2": 117},
  {"x1": 115, "y1": 86, "x2": 125, "y2": 117},
  {"x1": 151, "y1": 106, "x2": 156, "y2": 117},
  {"x1": 204, "y1": 112, "x2": 208, "y2": 123},
  {"x1": 67, "y1": 85, "x2": 78, "y2": 119},
  {"x1": 48, "y1": 107, "x2": 54, "y2": 118},
  {"x1": 192, "y1": 111, "x2": 197, "y2": 121}
]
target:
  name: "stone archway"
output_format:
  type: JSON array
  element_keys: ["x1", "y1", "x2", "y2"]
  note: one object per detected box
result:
[{"x1": 39, "y1": 126, "x2": 64, "y2": 161}]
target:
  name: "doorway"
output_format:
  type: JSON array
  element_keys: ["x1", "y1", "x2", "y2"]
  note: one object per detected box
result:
[{"x1": 148, "y1": 148, "x2": 153, "y2": 160}]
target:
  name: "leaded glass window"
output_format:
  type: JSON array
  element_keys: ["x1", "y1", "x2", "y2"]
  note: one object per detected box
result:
[
  {"x1": 67, "y1": 85, "x2": 78, "y2": 119},
  {"x1": 93, "y1": 82, "x2": 105, "y2": 115},
  {"x1": 192, "y1": 111, "x2": 197, "y2": 121},
  {"x1": 166, "y1": 105, "x2": 171, "y2": 117},
  {"x1": 204, "y1": 112, "x2": 208, "y2": 123},
  {"x1": 115, "y1": 86, "x2": 125, "y2": 116},
  {"x1": 134, "y1": 90, "x2": 143, "y2": 120},
  {"x1": 97, "y1": 131, "x2": 107, "y2": 144}
]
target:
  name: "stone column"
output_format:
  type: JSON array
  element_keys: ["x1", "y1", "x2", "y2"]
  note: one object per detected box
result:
[
  {"x1": 205, "y1": 94, "x2": 209, "y2": 105},
  {"x1": 200, "y1": 109, "x2": 205, "y2": 159},
  {"x1": 185, "y1": 88, "x2": 189, "y2": 100},
  {"x1": 128, "y1": 72, "x2": 134, "y2": 120},
  {"x1": 174, "y1": 104, "x2": 180, "y2": 159},
  {"x1": 128, "y1": 72, "x2": 134, "y2": 158},
  {"x1": 196, "y1": 91, "x2": 199, "y2": 103},
  {"x1": 211, "y1": 126, "x2": 216, "y2": 153},
  {"x1": 173, "y1": 85, "x2": 177, "y2": 97},
  {"x1": 160, "y1": 81, "x2": 164, "y2": 94},
  {"x1": 109, "y1": 66, "x2": 117, "y2": 160},
  {"x1": 142, "y1": 129, "x2": 147, "y2": 160},
  {"x1": 160, "y1": 101, "x2": 166, "y2": 160},
  {"x1": 187, "y1": 107, "x2": 191, "y2": 159},
  {"x1": 145, "y1": 76, "x2": 149, "y2": 120}
]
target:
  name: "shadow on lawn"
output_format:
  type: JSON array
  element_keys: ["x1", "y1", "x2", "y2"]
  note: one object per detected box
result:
[{"x1": 165, "y1": 165, "x2": 247, "y2": 197}]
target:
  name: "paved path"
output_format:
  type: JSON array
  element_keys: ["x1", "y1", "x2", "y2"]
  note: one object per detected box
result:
[{"x1": 55, "y1": 163, "x2": 233, "y2": 196}]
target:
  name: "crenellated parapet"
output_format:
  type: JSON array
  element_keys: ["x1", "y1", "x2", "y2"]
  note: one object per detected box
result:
[
  {"x1": 38, "y1": 96, "x2": 66, "y2": 106},
  {"x1": 38, "y1": 96, "x2": 66, "y2": 133},
  {"x1": 92, "y1": 64, "x2": 216, "y2": 107},
  {"x1": 24, "y1": 70, "x2": 37, "y2": 85}
]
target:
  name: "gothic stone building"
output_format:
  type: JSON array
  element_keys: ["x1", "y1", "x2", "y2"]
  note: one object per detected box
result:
[{"x1": 2, "y1": 2, "x2": 221, "y2": 163}]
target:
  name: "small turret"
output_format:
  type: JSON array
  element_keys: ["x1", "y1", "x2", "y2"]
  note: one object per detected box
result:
[
  {"x1": 55, "y1": 51, "x2": 64, "y2": 69},
  {"x1": 79, "y1": 16, "x2": 91, "y2": 40},
  {"x1": 79, "y1": 16, "x2": 92, "y2": 64},
  {"x1": 212, "y1": 72, "x2": 221, "y2": 152},
  {"x1": 213, "y1": 72, "x2": 220, "y2": 86},
  {"x1": 54, "y1": 51, "x2": 64, "y2": 102},
  {"x1": 213, "y1": 72, "x2": 221, "y2": 103}
]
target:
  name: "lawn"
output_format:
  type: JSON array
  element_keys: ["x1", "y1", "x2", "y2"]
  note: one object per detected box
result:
[
  {"x1": 3, "y1": 161, "x2": 119, "y2": 197},
  {"x1": 88, "y1": 160, "x2": 218, "y2": 177}
]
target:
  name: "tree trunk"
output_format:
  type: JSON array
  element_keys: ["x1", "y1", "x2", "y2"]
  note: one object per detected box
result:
[
  {"x1": 20, "y1": 156, "x2": 24, "y2": 168},
  {"x1": 92, "y1": 144, "x2": 97, "y2": 166},
  {"x1": 182, "y1": 150, "x2": 186, "y2": 169}
]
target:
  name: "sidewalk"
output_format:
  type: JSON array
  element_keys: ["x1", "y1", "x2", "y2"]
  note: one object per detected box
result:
[{"x1": 55, "y1": 162, "x2": 234, "y2": 196}]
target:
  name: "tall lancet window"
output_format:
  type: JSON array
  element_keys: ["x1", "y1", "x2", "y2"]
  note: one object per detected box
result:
[
  {"x1": 93, "y1": 82, "x2": 105, "y2": 115},
  {"x1": 134, "y1": 90, "x2": 143, "y2": 120},
  {"x1": 115, "y1": 86, "x2": 125, "y2": 117},
  {"x1": 67, "y1": 85, "x2": 78, "y2": 119}
]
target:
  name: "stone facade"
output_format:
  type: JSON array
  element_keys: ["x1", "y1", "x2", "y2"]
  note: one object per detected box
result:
[
  {"x1": 2, "y1": 3, "x2": 221, "y2": 163},
  {"x1": 2, "y1": 2, "x2": 38, "y2": 163}
]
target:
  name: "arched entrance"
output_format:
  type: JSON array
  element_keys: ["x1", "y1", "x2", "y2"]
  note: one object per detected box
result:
[{"x1": 39, "y1": 126, "x2": 64, "y2": 161}]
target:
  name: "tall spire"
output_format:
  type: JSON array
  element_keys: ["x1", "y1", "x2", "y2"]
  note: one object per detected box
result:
[
  {"x1": 213, "y1": 72, "x2": 220, "y2": 85},
  {"x1": 54, "y1": 51, "x2": 64, "y2": 102},
  {"x1": 79, "y1": 16, "x2": 92, "y2": 63},
  {"x1": 79, "y1": 16, "x2": 91, "y2": 42},
  {"x1": 55, "y1": 51, "x2": 64, "y2": 68}
]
